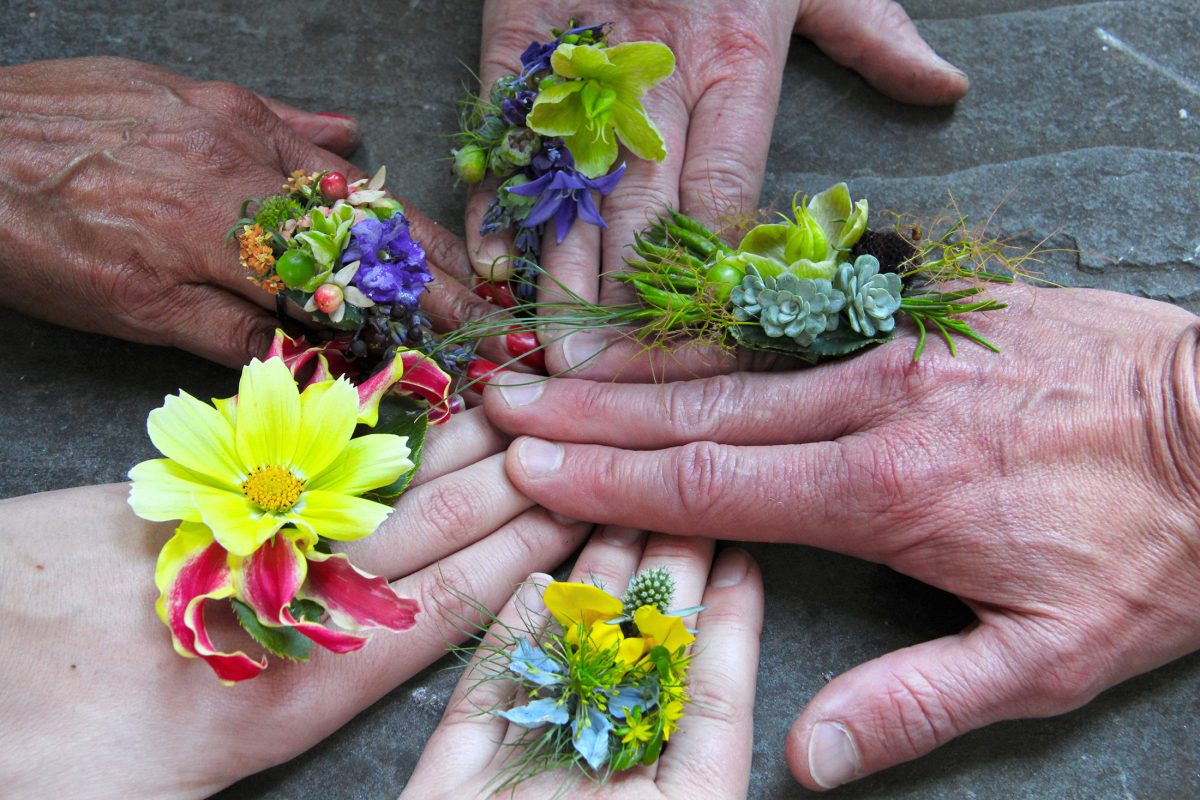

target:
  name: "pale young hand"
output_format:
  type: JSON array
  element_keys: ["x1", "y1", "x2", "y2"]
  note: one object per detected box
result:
[
  {"x1": 0, "y1": 408, "x2": 589, "y2": 799},
  {"x1": 482, "y1": 284, "x2": 1200, "y2": 789},
  {"x1": 468, "y1": 0, "x2": 968, "y2": 380},
  {"x1": 401, "y1": 530, "x2": 763, "y2": 799},
  {"x1": 0, "y1": 57, "x2": 500, "y2": 367}
]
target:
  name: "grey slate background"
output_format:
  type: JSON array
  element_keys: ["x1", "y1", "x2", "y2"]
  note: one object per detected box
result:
[{"x1": 2, "y1": 0, "x2": 1198, "y2": 797}]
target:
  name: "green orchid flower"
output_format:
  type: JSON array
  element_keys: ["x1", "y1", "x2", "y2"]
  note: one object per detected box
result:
[
  {"x1": 729, "y1": 183, "x2": 869, "y2": 281},
  {"x1": 526, "y1": 41, "x2": 675, "y2": 178}
]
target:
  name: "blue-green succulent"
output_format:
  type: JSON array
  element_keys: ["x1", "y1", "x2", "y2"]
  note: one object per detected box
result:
[
  {"x1": 732, "y1": 268, "x2": 846, "y2": 347},
  {"x1": 833, "y1": 255, "x2": 903, "y2": 336}
]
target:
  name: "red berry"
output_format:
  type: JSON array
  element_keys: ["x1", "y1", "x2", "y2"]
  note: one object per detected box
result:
[
  {"x1": 319, "y1": 171, "x2": 349, "y2": 201},
  {"x1": 314, "y1": 283, "x2": 344, "y2": 314},
  {"x1": 466, "y1": 358, "x2": 503, "y2": 388},
  {"x1": 473, "y1": 280, "x2": 518, "y2": 309},
  {"x1": 505, "y1": 329, "x2": 545, "y2": 371}
]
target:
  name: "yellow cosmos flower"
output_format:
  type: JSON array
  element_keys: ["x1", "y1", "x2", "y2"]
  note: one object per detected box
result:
[{"x1": 129, "y1": 357, "x2": 413, "y2": 557}]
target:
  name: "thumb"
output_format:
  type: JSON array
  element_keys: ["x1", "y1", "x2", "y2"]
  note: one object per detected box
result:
[
  {"x1": 256, "y1": 94, "x2": 361, "y2": 157},
  {"x1": 794, "y1": 0, "x2": 969, "y2": 106},
  {"x1": 786, "y1": 626, "x2": 1053, "y2": 790}
]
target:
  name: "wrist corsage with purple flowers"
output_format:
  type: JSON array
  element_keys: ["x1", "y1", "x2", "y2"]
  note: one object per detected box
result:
[{"x1": 451, "y1": 20, "x2": 675, "y2": 299}]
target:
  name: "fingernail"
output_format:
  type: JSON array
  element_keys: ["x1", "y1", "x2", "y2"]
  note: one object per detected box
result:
[
  {"x1": 808, "y1": 722, "x2": 860, "y2": 789},
  {"x1": 493, "y1": 371, "x2": 544, "y2": 408},
  {"x1": 516, "y1": 438, "x2": 562, "y2": 478},
  {"x1": 563, "y1": 332, "x2": 607, "y2": 372},
  {"x1": 472, "y1": 239, "x2": 515, "y2": 280},
  {"x1": 549, "y1": 511, "x2": 578, "y2": 526},
  {"x1": 317, "y1": 112, "x2": 356, "y2": 122},
  {"x1": 601, "y1": 527, "x2": 641, "y2": 546},
  {"x1": 709, "y1": 548, "x2": 749, "y2": 587}
]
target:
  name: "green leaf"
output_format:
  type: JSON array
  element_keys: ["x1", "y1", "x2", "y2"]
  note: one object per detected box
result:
[
  {"x1": 640, "y1": 723, "x2": 665, "y2": 765},
  {"x1": 231, "y1": 598, "x2": 313, "y2": 661},
  {"x1": 363, "y1": 395, "x2": 428, "y2": 502},
  {"x1": 610, "y1": 743, "x2": 642, "y2": 772}
]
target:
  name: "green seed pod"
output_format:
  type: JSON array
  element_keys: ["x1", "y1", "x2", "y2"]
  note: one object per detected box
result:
[
  {"x1": 622, "y1": 567, "x2": 676, "y2": 617},
  {"x1": 452, "y1": 145, "x2": 488, "y2": 184}
]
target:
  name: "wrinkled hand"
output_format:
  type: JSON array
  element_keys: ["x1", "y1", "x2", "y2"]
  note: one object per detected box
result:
[
  {"x1": 468, "y1": 0, "x2": 969, "y2": 379},
  {"x1": 401, "y1": 531, "x2": 763, "y2": 799},
  {"x1": 482, "y1": 284, "x2": 1200, "y2": 789},
  {"x1": 0, "y1": 57, "x2": 496, "y2": 367},
  {"x1": 0, "y1": 408, "x2": 589, "y2": 798}
]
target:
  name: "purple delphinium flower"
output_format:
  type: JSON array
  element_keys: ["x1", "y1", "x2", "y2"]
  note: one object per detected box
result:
[
  {"x1": 518, "y1": 23, "x2": 610, "y2": 80},
  {"x1": 500, "y1": 89, "x2": 537, "y2": 126},
  {"x1": 342, "y1": 215, "x2": 432, "y2": 311},
  {"x1": 506, "y1": 161, "x2": 626, "y2": 244}
]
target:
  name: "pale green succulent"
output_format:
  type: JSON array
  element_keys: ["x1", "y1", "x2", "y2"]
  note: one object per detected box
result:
[{"x1": 726, "y1": 183, "x2": 868, "y2": 282}]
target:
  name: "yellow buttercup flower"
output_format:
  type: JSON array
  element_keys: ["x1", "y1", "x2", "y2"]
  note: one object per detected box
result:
[{"x1": 129, "y1": 357, "x2": 413, "y2": 557}]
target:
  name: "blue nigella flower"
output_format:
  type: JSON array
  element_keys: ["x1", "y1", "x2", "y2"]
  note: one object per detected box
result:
[
  {"x1": 341, "y1": 215, "x2": 432, "y2": 311},
  {"x1": 506, "y1": 160, "x2": 626, "y2": 243}
]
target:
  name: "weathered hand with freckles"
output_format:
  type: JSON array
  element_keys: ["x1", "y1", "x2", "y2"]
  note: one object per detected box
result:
[
  {"x1": 483, "y1": 283, "x2": 1200, "y2": 789},
  {"x1": 469, "y1": 0, "x2": 970, "y2": 380},
  {"x1": 0, "y1": 57, "x2": 496, "y2": 366}
]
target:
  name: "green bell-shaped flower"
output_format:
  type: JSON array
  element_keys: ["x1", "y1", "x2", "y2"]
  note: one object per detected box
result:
[
  {"x1": 732, "y1": 183, "x2": 869, "y2": 281},
  {"x1": 526, "y1": 41, "x2": 675, "y2": 178}
]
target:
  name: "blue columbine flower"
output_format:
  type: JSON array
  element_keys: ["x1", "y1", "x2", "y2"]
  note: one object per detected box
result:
[
  {"x1": 506, "y1": 159, "x2": 626, "y2": 243},
  {"x1": 342, "y1": 215, "x2": 432, "y2": 311}
]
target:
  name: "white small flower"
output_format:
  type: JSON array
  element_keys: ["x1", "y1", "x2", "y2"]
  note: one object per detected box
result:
[{"x1": 348, "y1": 166, "x2": 388, "y2": 206}]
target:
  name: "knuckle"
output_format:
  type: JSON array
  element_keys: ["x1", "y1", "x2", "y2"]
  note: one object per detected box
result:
[
  {"x1": 668, "y1": 374, "x2": 745, "y2": 439},
  {"x1": 685, "y1": 669, "x2": 748, "y2": 728},
  {"x1": 193, "y1": 80, "x2": 268, "y2": 121},
  {"x1": 418, "y1": 558, "x2": 478, "y2": 630},
  {"x1": 417, "y1": 482, "x2": 484, "y2": 549},
  {"x1": 880, "y1": 667, "x2": 956, "y2": 757},
  {"x1": 705, "y1": 16, "x2": 779, "y2": 77},
  {"x1": 416, "y1": 219, "x2": 468, "y2": 275},
  {"x1": 92, "y1": 253, "x2": 169, "y2": 323},
  {"x1": 674, "y1": 441, "x2": 735, "y2": 520}
]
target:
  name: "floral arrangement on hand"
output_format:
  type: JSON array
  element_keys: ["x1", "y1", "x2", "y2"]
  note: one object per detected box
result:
[
  {"x1": 127, "y1": 330, "x2": 452, "y2": 683},
  {"x1": 232, "y1": 167, "x2": 472, "y2": 377},
  {"x1": 444, "y1": 183, "x2": 1032, "y2": 364},
  {"x1": 459, "y1": 568, "x2": 697, "y2": 791},
  {"x1": 452, "y1": 20, "x2": 675, "y2": 295}
]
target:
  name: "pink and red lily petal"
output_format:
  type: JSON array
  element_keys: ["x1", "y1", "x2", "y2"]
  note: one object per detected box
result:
[
  {"x1": 396, "y1": 351, "x2": 453, "y2": 425},
  {"x1": 155, "y1": 523, "x2": 266, "y2": 684},
  {"x1": 301, "y1": 550, "x2": 419, "y2": 633}
]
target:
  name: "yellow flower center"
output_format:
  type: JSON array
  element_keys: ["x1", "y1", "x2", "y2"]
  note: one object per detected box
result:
[{"x1": 240, "y1": 466, "x2": 305, "y2": 512}]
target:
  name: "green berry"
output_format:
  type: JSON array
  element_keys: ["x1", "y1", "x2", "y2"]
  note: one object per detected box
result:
[
  {"x1": 452, "y1": 145, "x2": 487, "y2": 184},
  {"x1": 705, "y1": 258, "x2": 746, "y2": 303},
  {"x1": 274, "y1": 250, "x2": 316, "y2": 289}
]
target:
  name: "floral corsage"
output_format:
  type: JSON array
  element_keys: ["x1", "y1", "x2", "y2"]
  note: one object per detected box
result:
[
  {"x1": 127, "y1": 330, "x2": 452, "y2": 683},
  {"x1": 446, "y1": 183, "x2": 1038, "y2": 364},
  {"x1": 461, "y1": 568, "x2": 697, "y2": 789},
  {"x1": 231, "y1": 167, "x2": 473, "y2": 378},
  {"x1": 452, "y1": 20, "x2": 675, "y2": 294}
]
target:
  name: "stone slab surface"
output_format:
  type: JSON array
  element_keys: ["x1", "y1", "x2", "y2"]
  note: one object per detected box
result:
[{"x1": 1, "y1": 1, "x2": 1197, "y2": 798}]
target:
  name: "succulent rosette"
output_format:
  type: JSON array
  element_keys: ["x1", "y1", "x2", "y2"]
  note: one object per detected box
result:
[
  {"x1": 459, "y1": 568, "x2": 697, "y2": 788},
  {"x1": 128, "y1": 330, "x2": 453, "y2": 682},
  {"x1": 451, "y1": 19, "x2": 675, "y2": 297}
]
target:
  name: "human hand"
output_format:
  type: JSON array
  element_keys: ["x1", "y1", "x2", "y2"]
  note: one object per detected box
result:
[
  {"x1": 467, "y1": 0, "x2": 969, "y2": 379},
  {"x1": 482, "y1": 284, "x2": 1200, "y2": 788},
  {"x1": 401, "y1": 531, "x2": 763, "y2": 799},
  {"x1": 0, "y1": 57, "x2": 499, "y2": 368},
  {"x1": 0, "y1": 407, "x2": 589, "y2": 799}
]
